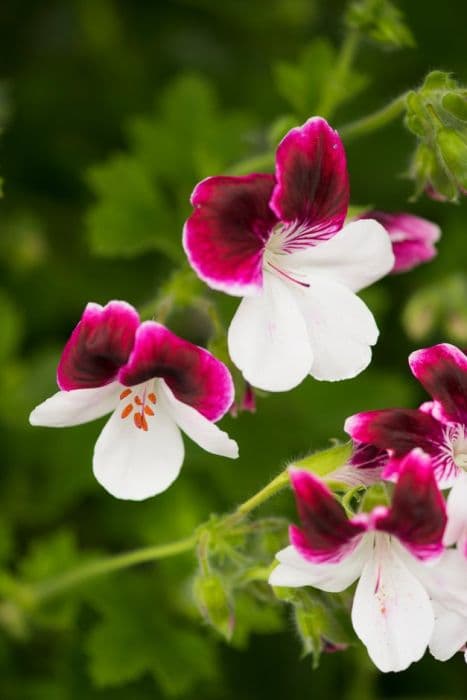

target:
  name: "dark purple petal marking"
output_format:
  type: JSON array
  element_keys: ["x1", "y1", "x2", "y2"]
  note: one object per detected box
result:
[
  {"x1": 183, "y1": 174, "x2": 277, "y2": 296},
  {"x1": 371, "y1": 449, "x2": 446, "y2": 560},
  {"x1": 119, "y1": 322, "x2": 234, "y2": 421},
  {"x1": 358, "y1": 211, "x2": 440, "y2": 274},
  {"x1": 409, "y1": 344, "x2": 467, "y2": 425},
  {"x1": 269, "y1": 117, "x2": 349, "y2": 249},
  {"x1": 289, "y1": 469, "x2": 367, "y2": 563},
  {"x1": 349, "y1": 441, "x2": 389, "y2": 471},
  {"x1": 57, "y1": 301, "x2": 140, "y2": 390},
  {"x1": 344, "y1": 409, "x2": 445, "y2": 460}
]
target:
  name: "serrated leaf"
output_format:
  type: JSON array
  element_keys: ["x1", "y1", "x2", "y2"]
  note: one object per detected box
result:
[{"x1": 86, "y1": 74, "x2": 253, "y2": 260}]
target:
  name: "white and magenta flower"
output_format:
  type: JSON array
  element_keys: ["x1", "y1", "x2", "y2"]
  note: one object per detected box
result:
[
  {"x1": 269, "y1": 449, "x2": 447, "y2": 672},
  {"x1": 357, "y1": 210, "x2": 441, "y2": 274},
  {"x1": 183, "y1": 117, "x2": 394, "y2": 391},
  {"x1": 29, "y1": 301, "x2": 238, "y2": 500},
  {"x1": 345, "y1": 343, "x2": 467, "y2": 556}
]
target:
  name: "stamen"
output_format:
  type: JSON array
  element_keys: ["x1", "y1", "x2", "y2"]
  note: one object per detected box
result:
[
  {"x1": 121, "y1": 403, "x2": 133, "y2": 419},
  {"x1": 120, "y1": 388, "x2": 132, "y2": 400},
  {"x1": 134, "y1": 413, "x2": 143, "y2": 429},
  {"x1": 148, "y1": 392, "x2": 157, "y2": 404},
  {"x1": 144, "y1": 405, "x2": 154, "y2": 416},
  {"x1": 135, "y1": 396, "x2": 143, "y2": 406}
]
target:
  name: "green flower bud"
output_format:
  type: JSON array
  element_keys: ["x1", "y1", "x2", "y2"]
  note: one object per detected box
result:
[
  {"x1": 193, "y1": 573, "x2": 234, "y2": 640},
  {"x1": 442, "y1": 92, "x2": 467, "y2": 122},
  {"x1": 436, "y1": 128, "x2": 467, "y2": 193}
]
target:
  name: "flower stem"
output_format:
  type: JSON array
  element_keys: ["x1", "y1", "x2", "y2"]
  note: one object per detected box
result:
[
  {"x1": 34, "y1": 534, "x2": 198, "y2": 603},
  {"x1": 26, "y1": 443, "x2": 348, "y2": 605},
  {"x1": 316, "y1": 30, "x2": 360, "y2": 120},
  {"x1": 338, "y1": 91, "x2": 409, "y2": 142}
]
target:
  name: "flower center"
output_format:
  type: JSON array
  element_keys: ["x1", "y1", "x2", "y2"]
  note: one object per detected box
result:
[
  {"x1": 119, "y1": 384, "x2": 157, "y2": 432},
  {"x1": 264, "y1": 225, "x2": 310, "y2": 288},
  {"x1": 452, "y1": 426, "x2": 467, "y2": 470}
]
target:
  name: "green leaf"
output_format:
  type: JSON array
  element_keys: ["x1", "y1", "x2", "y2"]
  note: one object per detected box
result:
[
  {"x1": 86, "y1": 74, "x2": 253, "y2": 260},
  {"x1": 274, "y1": 38, "x2": 368, "y2": 119},
  {"x1": 346, "y1": 0, "x2": 415, "y2": 48},
  {"x1": 86, "y1": 155, "x2": 179, "y2": 260},
  {"x1": 85, "y1": 573, "x2": 219, "y2": 695}
]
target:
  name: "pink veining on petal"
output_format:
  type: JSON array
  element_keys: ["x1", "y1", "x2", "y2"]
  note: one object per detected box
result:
[
  {"x1": 409, "y1": 344, "x2": 467, "y2": 425},
  {"x1": 118, "y1": 321, "x2": 234, "y2": 421},
  {"x1": 57, "y1": 301, "x2": 140, "y2": 391},
  {"x1": 183, "y1": 174, "x2": 277, "y2": 296},
  {"x1": 269, "y1": 117, "x2": 349, "y2": 249},
  {"x1": 371, "y1": 449, "x2": 447, "y2": 560},
  {"x1": 357, "y1": 211, "x2": 440, "y2": 274},
  {"x1": 289, "y1": 468, "x2": 367, "y2": 564}
]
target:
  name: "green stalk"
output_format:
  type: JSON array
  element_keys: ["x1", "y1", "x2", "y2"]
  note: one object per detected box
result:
[
  {"x1": 316, "y1": 30, "x2": 360, "y2": 120},
  {"x1": 338, "y1": 91, "x2": 409, "y2": 142},
  {"x1": 26, "y1": 443, "x2": 349, "y2": 605}
]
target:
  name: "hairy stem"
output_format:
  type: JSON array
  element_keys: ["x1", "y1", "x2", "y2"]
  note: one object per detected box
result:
[
  {"x1": 34, "y1": 534, "x2": 198, "y2": 603},
  {"x1": 26, "y1": 443, "x2": 348, "y2": 605},
  {"x1": 338, "y1": 91, "x2": 409, "y2": 142}
]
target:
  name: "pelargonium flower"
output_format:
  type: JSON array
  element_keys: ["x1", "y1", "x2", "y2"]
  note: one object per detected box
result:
[
  {"x1": 269, "y1": 449, "x2": 447, "y2": 672},
  {"x1": 184, "y1": 117, "x2": 394, "y2": 392},
  {"x1": 29, "y1": 301, "x2": 238, "y2": 500},
  {"x1": 345, "y1": 343, "x2": 467, "y2": 555},
  {"x1": 357, "y1": 210, "x2": 441, "y2": 273}
]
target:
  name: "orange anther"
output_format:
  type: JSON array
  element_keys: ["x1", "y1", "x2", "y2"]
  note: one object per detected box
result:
[
  {"x1": 144, "y1": 405, "x2": 154, "y2": 416},
  {"x1": 141, "y1": 414, "x2": 149, "y2": 432},
  {"x1": 134, "y1": 413, "x2": 143, "y2": 429},
  {"x1": 135, "y1": 396, "x2": 143, "y2": 406},
  {"x1": 148, "y1": 392, "x2": 157, "y2": 404},
  {"x1": 121, "y1": 403, "x2": 133, "y2": 419},
  {"x1": 120, "y1": 388, "x2": 132, "y2": 400}
]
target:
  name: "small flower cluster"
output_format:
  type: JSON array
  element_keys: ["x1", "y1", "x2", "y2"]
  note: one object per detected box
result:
[
  {"x1": 29, "y1": 115, "x2": 460, "y2": 673},
  {"x1": 270, "y1": 342, "x2": 467, "y2": 672}
]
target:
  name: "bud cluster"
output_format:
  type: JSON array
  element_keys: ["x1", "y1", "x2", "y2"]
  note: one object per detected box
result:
[{"x1": 406, "y1": 71, "x2": 467, "y2": 202}]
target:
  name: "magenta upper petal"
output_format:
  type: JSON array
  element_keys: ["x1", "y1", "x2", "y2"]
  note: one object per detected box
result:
[
  {"x1": 344, "y1": 409, "x2": 444, "y2": 460},
  {"x1": 409, "y1": 344, "x2": 467, "y2": 424},
  {"x1": 269, "y1": 118, "x2": 349, "y2": 247},
  {"x1": 118, "y1": 322, "x2": 234, "y2": 421},
  {"x1": 183, "y1": 174, "x2": 277, "y2": 296},
  {"x1": 358, "y1": 211, "x2": 440, "y2": 274},
  {"x1": 371, "y1": 449, "x2": 446, "y2": 560},
  {"x1": 289, "y1": 469, "x2": 367, "y2": 563},
  {"x1": 57, "y1": 301, "x2": 140, "y2": 391}
]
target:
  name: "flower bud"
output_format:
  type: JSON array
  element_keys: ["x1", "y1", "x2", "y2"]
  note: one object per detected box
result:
[
  {"x1": 436, "y1": 128, "x2": 467, "y2": 194},
  {"x1": 405, "y1": 71, "x2": 467, "y2": 201},
  {"x1": 357, "y1": 210, "x2": 440, "y2": 273},
  {"x1": 193, "y1": 573, "x2": 234, "y2": 640}
]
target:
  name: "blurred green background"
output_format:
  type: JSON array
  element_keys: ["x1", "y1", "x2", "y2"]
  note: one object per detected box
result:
[{"x1": 0, "y1": 1, "x2": 466, "y2": 698}]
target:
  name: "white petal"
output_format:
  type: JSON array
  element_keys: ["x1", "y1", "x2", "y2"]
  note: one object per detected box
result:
[
  {"x1": 159, "y1": 382, "x2": 238, "y2": 459},
  {"x1": 269, "y1": 540, "x2": 369, "y2": 592},
  {"x1": 351, "y1": 535, "x2": 433, "y2": 673},
  {"x1": 93, "y1": 404, "x2": 184, "y2": 501},
  {"x1": 282, "y1": 219, "x2": 394, "y2": 292},
  {"x1": 429, "y1": 602, "x2": 467, "y2": 662},
  {"x1": 294, "y1": 278, "x2": 378, "y2": 381},
  {"x1": 29, "y1": 382, "x2": 120, "y2": 428},
  {"x1": 444, "y1": 472, "x2": 467, "y2": 550},
  {"x1": 227, "y1": 271, "x2": 313, "y2": 391}
]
